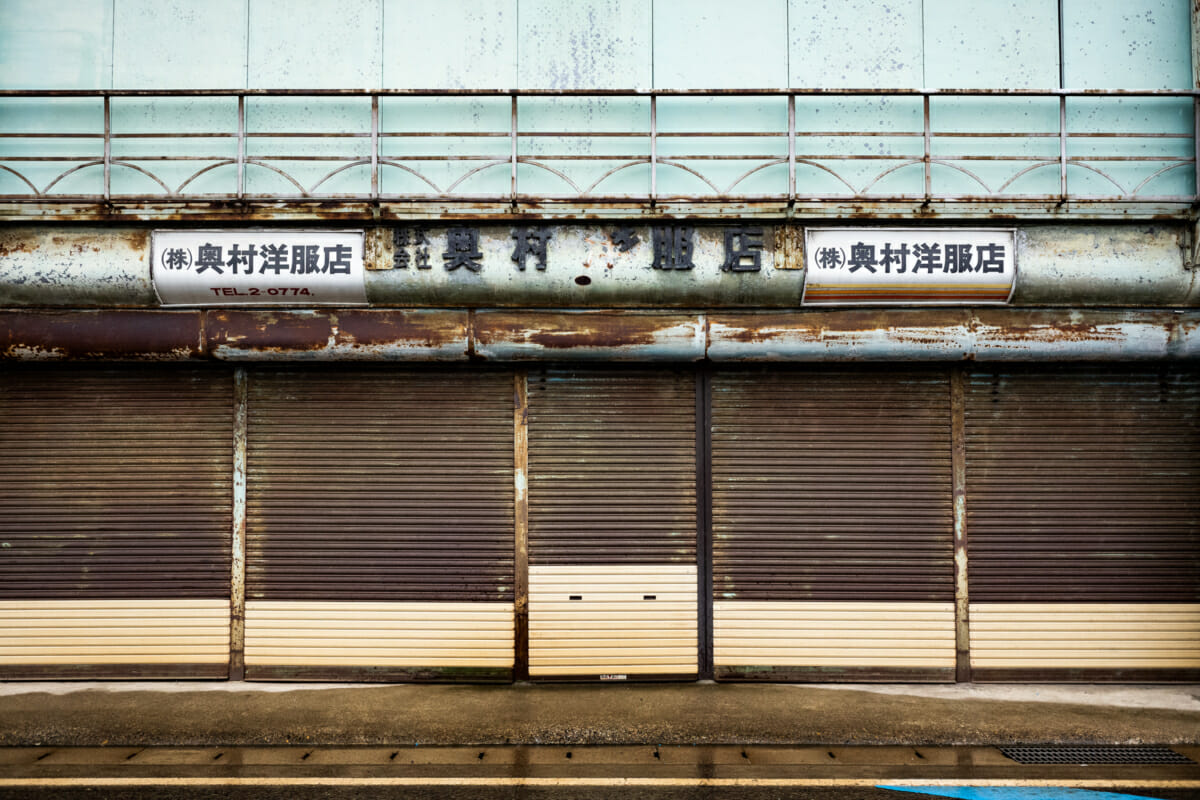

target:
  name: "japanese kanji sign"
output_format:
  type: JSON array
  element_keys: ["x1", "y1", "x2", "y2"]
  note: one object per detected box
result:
[
  {"x1": 803, "y1": 228, "x2": 1016, "y2": 305},
  {"x1": 152, "y1": 230, "x2": 367, "y2": 306}
]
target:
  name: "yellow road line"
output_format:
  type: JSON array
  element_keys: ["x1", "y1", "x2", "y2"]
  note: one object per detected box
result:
[{"x1": 2, "y1": 778, "x2": 1198, "y2": 788}]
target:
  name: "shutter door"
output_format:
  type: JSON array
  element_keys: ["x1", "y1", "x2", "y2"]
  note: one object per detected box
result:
[
  {"x1": 244, "y1": 369, "x2": 515, "y2": 680},
  {"x1": 527, "y1": 368, "x2": 698, "y2": 679},
  {"x1": 966, "y1": 367, "x2": 1200, "y2": 680},
  {"x1": 712, "y1": 368, "x2": 956, "y2": 681},
  {"x1": 0, "y1": 366, "x2": 233, "y2": 678}
]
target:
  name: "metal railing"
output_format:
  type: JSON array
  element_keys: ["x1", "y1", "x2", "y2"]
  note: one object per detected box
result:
[{"x1": 0, "y1": 88, "x2": 1195, "y2": 207}]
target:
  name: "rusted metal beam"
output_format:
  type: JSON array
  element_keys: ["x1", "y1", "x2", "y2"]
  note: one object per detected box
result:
[
  {"x1": 473, "y1": 310, "x2": 706, "y2": 361},
  {"x1": 950, "y1": 367, "x2": 971, "y2": 684},
  {"x1": 1, "y1": 308, "x2": 1198, "y2": 362},
  {"x1": 0, "y1": 310, "x2": 203, "y2": 360},
  {"x1": 204, "y1": 309, "x2": 469, "y2": 360}
]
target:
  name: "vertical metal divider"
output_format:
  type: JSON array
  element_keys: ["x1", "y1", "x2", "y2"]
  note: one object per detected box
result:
[
  {"x1": 237, "y1": 95, "x2": 245, "y2": 202},
  {"x1": 510, "y1": 94, "x2": 519, "y2": 207},
  {"x1": 950, "y1": 366, "x2": 971, "y2": 683},
  {"x1": 102, "y1": 95, "x2": 111, "y2": 203},
  {"x1": 513, "y1": 370, "x2": 530, "y2": 681},
  {"x1": 650, "y1": 95, "x2": 658, "y2": 205},
  {"x1": 923, "y1": 93, "x2": 932, "y2": 203},
  {"x1": 787, "y1": 94, "x2": 796, "y2": 209},
  {"x1": 230, "y1": 367, "x2": 248, "y2": 681},
  {"x1": 370, "y1": 94, "x2": 380, "y2": 201},
  {"x1": 1193, "y1": 97, "x2": 1200, "y2": 203},
  {"x1": 1059, "y1": 95, "x2": 1069, "y2": 204},
  {"x1": 697, "y1": 367, "x2": 714, "y2": 680}
]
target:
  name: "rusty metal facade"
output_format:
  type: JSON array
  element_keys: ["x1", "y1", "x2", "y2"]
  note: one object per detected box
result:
[
  {"x1": 244, "y1": 369, "x2": 515, "y2": 603},
  {"x1": 0, "y1": 89, "x2": 1195, "y2": 221},
  {"x1": 964, "y1": 366, "x2": 1200, "y2": 604},
  {"x1": 710, "y1": 368, "x2": 956, "y2": 602},
  {"x1": 526, "y1": 368, "x2": 698, "y2": 565}
]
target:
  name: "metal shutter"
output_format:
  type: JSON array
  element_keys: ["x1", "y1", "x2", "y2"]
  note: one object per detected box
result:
[
  {"x1": 711, "y1": 368, "x2": 956, "y2": 681},
  {"x1": 244, "y1": 368, "x2": 515, "y2": 680},
  {"x1": 0, "y1": 366, "x2": 233, "y2": 678},
  {"x1": 527, "y1": 368, "x2": 698, "y2": 679},
  {"x1": 965, "y1": 367, "x2": 1200, "y2": 680}
]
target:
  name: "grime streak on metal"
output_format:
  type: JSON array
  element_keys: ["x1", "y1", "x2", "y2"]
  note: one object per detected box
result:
[
  {"x1": 513, "y1": 370, "x2": 530, "y2": 681},
  {"x1": 950, "y1": 367, "x2": 970, "y2": 683},
  {"x1": 230, "y1": 367, "x2": 247, "y2": 681}
]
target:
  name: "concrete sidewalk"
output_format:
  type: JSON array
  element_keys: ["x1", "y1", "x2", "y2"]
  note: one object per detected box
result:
[{"x1": 1, "y1": 683, "x2": 1197, "y2": 748}]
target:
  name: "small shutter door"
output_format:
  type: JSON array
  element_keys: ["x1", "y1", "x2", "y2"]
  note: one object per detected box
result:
[
  {"x1": 0, "y1": 366, "x2": 233, "y2": 678},
  {"x1": 966, "y1": 367, "x2": 1200, "y2": 680},
  {"x1": 244, "y1": 369, "x2": 515, "y2": 680},
  {"x1": 711, "y1": 368, "x2": 956, "y2": 681},
  {"x1": 527, "y1": 368, "x2": 698, "y2": 679}
]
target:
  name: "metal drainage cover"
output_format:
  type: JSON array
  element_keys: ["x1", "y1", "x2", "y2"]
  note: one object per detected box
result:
[{"x1": 1000, "y1": 746, "x2": 1194, "y2": 765}]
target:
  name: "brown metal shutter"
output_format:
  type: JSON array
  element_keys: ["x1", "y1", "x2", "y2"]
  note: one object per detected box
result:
[
  {"x1": 244, "y1": 368, "x2": 515, "y2": 680},
  {"x1": 711, "y1": 368, "x2": 956, "y2": 681},
  {"x1": 965, "y1": 367, "x2": 1200, "y2": 680},
  {"x1": 0, "y1": 366, "x2": 234, "y2": 678},
  {"x1": 527, "y1": 368, "x2": 698, "y2": 678}
]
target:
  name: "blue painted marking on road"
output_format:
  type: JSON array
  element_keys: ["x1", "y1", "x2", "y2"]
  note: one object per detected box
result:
[{"x1": 877, "y1": 787, "x2": 1169, "y2": 800}]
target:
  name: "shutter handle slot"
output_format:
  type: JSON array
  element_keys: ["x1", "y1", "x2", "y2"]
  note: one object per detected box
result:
[
  {"x1": 643, "y1": 595, "x2": 656, "y2": 600},
  {"x1": 569, "y1": 595, "x2": 582, "y2": 601}
]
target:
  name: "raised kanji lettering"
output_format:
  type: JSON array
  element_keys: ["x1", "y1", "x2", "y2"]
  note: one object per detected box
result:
[
  {"x1": 443, "y1": 227, "x2": 483, "y2": 272},
  {"x1": 721, "y1": 227, "x2": 763, "y2": 272},
  {"x1": 195, "y1": 243, "x2": 224, "y2": 275},
  {"x1": 512, "y1": 227, "x2": 552, "y2": 271},
  {"x1": 393, "y1": 229, "x2": 410, "y2": 268},
  {"x1": 611, "y1": 227, "x2": 640, "y2": 253},
  {"x1": 652, "y1": 226, "x2": 695, "y2": 270},
  {"x1": 847, "y1": 241, "x2": 877, "y2": 273}
]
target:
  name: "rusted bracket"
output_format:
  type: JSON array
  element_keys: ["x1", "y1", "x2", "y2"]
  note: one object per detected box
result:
[{"x1": 1182, "y1": 217, "x2": 1200, "y2": 270}]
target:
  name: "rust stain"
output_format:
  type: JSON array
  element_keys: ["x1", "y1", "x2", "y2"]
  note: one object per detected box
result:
[
  {"x1": 335, "y1": 309, "x2": 467, "y2": 351},
  {"x1": 474, "y1": 311, "x2": 685, "y2": 349},
  {"x1": 0, "y1": 310, "x2": 203, "y2": 360},
  {"x1": 709, "y1": 310, "x2": 969, "y2": 344},
  {"x1": 205, "y1": 311, "x2": 333, "y2": 352}
]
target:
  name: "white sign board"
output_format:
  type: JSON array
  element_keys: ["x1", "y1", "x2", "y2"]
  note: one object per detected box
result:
[
  {"x1": 152, "y1": 230, "x2": 367, "y2": 306},
  {"x1": 803, "y1": 228, "x2": 1016, "y2": 305}
]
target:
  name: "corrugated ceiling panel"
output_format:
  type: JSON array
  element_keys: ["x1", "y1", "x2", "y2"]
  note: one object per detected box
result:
[
  {"x1": 965, "y1": 368, "x2": 1200, "y2": 602},
  {"x1": 712, "y1": 369, "x2": 955, "y2": 601},
  {"x1": 246, "y1": 369, "x2": 515, "y2": 602},
  {"x1": 0, "y1": 367, "x2": 234, "y2": 599},
  {"x1": 527, "y1": 369, "x2": 697, "y2": 565}
]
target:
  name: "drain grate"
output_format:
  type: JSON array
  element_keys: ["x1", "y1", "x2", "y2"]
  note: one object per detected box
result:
[{"x1": 1000, "y1": 746, "x2": 1194, "y2": 765}]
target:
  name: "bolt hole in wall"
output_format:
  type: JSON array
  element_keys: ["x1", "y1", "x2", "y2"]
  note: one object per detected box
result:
[{"x1": 0, "y1": 363, "x2": 1196, "y2": 682}]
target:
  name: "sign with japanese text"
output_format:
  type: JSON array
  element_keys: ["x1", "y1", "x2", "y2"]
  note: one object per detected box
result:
[
  {"x1": 152, "y1": 230, "x2": 367, "y2": 306},
  {"x1": 803, "y1": 228, "x2": 1016, "y2": 305},
  {"x1": 378, "y1": 223, "x2": 794, "y2": 308}
]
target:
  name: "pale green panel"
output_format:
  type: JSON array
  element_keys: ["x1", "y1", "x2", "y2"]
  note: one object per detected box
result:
[
  {"x1": 929, "y1": 96, "x2": 1061, "y2": 197},
  {"x1": 516, "y1": 97, "x2": 650, "y2": 195},
  {"x1": 1063, "y1": 0, "x2": 1190, "y2": 88},
  {"x1": 518, "y1": 0, "x2": 651, "y2": 89},
  {"x1": 793, "y1": 97, "x2": 924, "y2": 196},
  {"x1": 383, "y1": 0, "x2": 516, "y2": 89},
  {"x1": 923, "y1": 0, "x2": 1059, "y2": 89},
  {"x1": 0, "y1": 98, "x2": 105, "y2": 196},
  {"x1": 243, "y1": 98, "x2": 373, "y2": 196},
  {"x1": 655, "y1": 97, "x2": 786, "y2": 197},
  {"x1": 249, "y1": 0, "x2": 382, "y2": 89},
  {"x1": 380, "y1": 97, "x2": 510, "y2": 195},
  {"x1": 653, "y1": 0, "x2": 786, "y2": 89},
  {"x1": 1066, "y1": 97, "x2": 1193, "y2": 198},
  {"x1": 107, "y1": 96, "x2": 240, "y2": 195},
  {"x1": 789, "y1": 0, "x2": 922, "y2": 88},
  {"x1": 113, "y1": 0, "x2": 246, "y2": 88},
  {"x1": 0, "y1": 0, "x2": 112, "y2": 89}
]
